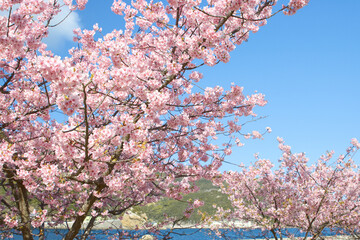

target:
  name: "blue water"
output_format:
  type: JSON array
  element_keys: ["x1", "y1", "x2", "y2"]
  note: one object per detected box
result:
[{"x1": 2, "y1": 228, "x2": 347, "y2": 239}]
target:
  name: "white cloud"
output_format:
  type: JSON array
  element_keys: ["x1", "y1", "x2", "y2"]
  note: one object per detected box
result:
[
  {"x1": 44, "y1": 6, "x2": 82, "y2": 52},
  {"x1": 1, "y1": 1, "x2": 82, "y2": 52}
]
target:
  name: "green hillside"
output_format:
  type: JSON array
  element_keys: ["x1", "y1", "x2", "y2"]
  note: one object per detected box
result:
[{"x1": 133, "y1": 179, "x2": 232, "y2": 223}]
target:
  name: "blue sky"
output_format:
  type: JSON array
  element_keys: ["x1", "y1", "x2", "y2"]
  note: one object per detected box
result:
[{"x1": 49, "y1": 0, "x2": 360, "y2": 170}]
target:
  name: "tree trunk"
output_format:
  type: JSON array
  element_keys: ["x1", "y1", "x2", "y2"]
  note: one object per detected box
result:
[
  {"x1": 4, "y1": 165, "x2": 34, "y2": 240},
  {"x1": 16, "y1": 180, "x2": 34, "y2": 240},
  {"x1": 80, "y1": 216, "x2": 97, "y2": 240},
  {"x1": 63, "y1": 193, "x2": 98, "y2": 240}
]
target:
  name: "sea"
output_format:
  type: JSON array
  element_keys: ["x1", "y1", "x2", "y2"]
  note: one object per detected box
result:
[{"x1": 3, "y1": 228, "x2": 347, "y2": 239}]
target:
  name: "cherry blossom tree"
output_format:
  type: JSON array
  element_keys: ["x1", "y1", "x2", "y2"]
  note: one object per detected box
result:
[
  {"x1": 216, "y1": 138, "x2": 360, "y2": 239},
  {"x1": 0, "y1": 0, "x2": 308, "y2": 239}
]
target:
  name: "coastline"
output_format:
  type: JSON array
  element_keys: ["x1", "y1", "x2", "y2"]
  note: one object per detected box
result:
[
  {"x1": 44, "y1": 219, "x2": 353, "y2": 240},
  {"x1": 44, "y1": 219, "x2": 255, "y2": 230},
  {"x1": 40, "y1": 219, "x2": 355, "y2": 240}
]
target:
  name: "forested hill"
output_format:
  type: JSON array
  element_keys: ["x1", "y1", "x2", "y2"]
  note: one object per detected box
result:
[{"x1": 133, "y1": 179, "x2": 232, "y2": 224}]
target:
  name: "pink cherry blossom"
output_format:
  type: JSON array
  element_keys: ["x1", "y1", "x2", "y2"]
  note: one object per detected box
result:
[
  {"x1": 0, "y1": 0, "x2": 309, "y2": 239},
  {"x1": 213, "y1": 139, "x2": 360, "y2": 239}
]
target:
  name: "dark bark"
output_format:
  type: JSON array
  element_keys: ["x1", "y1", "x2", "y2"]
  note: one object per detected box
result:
[
  {"x1": 79, "y1": 216, "x2": 97, "y2": 240},
  {"x1": 4, "y1": 165, "x2": 34, "y2": 240},
  {"x1": 63, "y1": 193, "x2": 98, "y2": 240}
]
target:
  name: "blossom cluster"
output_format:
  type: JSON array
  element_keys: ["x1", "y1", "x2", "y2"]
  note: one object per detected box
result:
[
  {"x1": 213, "y1": 139, "x2": 360, "y2": 238},
  {"x1": 0, "y1": 0, "x2": 308, "y2": 239}
]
